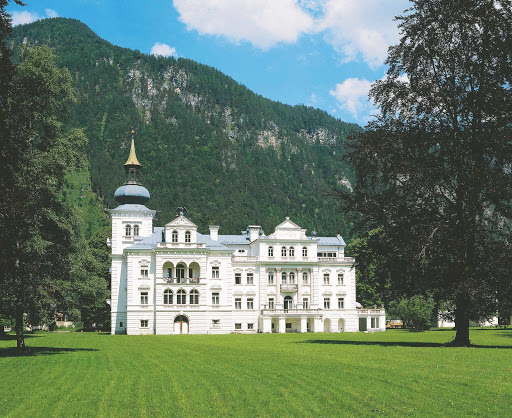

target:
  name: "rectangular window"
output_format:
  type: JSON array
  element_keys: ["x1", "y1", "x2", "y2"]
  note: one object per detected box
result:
[
  {"x1": 212, "y1": 293, "x2": 219, "y2": 305},
  {"x1": 140, "y1": 319, "x2": 148, "y2": 328},
  {"x1": 286, "y1": 323, "x2": 292, "y2": 329},
  {"x1": 247, "y1": 272, "x2": 254, "y2": 285},
  {"x1": 235, "y1": 323, "x2": 242, "y2": 330},
  {"x1": 282, "y1": 272, "x2": 287, "y2": 284},
  {"x1": 338, "y1": 298, "x2": 344, "y2": 309},
  {"x1": 303, "y1": 298, "x2": 309, "y2": 309},
  {"x1": 247, "y1": 298, "x2": 254, "y2": 310},
  {"x1": 281, "y1": 247, "x2": 287, "y2": 257},
  {"x1": 140, "y1": 268, "x2": 149, "y2": 278},
  {"x1": 317, "y1": 252, "x2": 337, "y2": 258},
  {"x1": 235, "y1": 298, "x2": 241, "y2": 309},
  {"x1": 371, "y1": 318, "x2": 380, "y2": 328},
  {"x1": 247, "y1": 323, "x2": 254, "y2": 330},
  {"x1": 235, "y1": 273, "x2": 241, "y2": 285},
  {"x1": 268, "y1": 298, "x2": 274, "y2": 309},
  {"x1": 140, "y1": 292, "x2": 148, "y2": 305},
  {"x1": 324, "y1": 298, "x2": 330, "y2": 309},
  {"x1": 120, "y1": 322, "x2": 123, "y2": 327},
  {"x1": 268, "y1": 272, "x2": 274, "y2": 285},
  {"x1": 212, "y1": 319, "x2": 220, "y2": 327},
  {"x1": 338, "y1": 273, "x2": 344, "y2": 285},
  {"x1": 212, "y1": 267, "x2": 219, "y2": 278},
  {"x1": 323, "y1": 273, "x2": 330, "y2": 285}
]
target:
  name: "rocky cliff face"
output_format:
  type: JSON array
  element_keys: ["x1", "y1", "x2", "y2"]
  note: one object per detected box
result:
[{"x1": 11, "y1": 18, "x2": 361, "y2": 236}]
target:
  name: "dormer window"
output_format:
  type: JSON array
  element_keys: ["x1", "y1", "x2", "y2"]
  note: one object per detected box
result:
[
  {"x1": 185, "y1": 231, "x2": 191, "y2": 243},
  {"x1": 268, "y1": 246, "x2": 273, "y2": 257},
  {"x1": 281, "y1": 247, "x2": 287, "y2": 257},
  {"x1": 125, "y1": 225, "x2": 131, "y2": 236},
  {"x1": 172, "y1": 230, "x2": 178, "y2": 243},
  {"x1": 133, "y1": 225, "x2": 139, "y2": 236}
]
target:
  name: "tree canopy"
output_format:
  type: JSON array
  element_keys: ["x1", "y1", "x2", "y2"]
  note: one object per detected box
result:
[{"x1": 341, "y1": 0, "x2": 512, "y2": 345}]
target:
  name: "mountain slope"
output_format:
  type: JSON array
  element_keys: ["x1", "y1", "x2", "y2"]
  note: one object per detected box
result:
[{"x1": 11, "y1": 18, "x2": 362, "y2": 236}]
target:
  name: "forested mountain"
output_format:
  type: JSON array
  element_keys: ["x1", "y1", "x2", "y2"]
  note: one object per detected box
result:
[{"x1": 11, "y1": 18, "x2": 362, "y2": 237}]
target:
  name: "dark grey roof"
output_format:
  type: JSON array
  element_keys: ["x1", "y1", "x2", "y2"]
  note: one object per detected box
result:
[
  {"x1": 317, "y1": 236, "x2": 346, "y2": 246},
  {"x1": 218, "y1": 235, "x2": 251, "y2": 245},
  {"x1": 127, "y1": 228, "x2": 230, "y2": 251},
  {"x1": 197, "y1": 233, "x2": 230, "y2": 250}
]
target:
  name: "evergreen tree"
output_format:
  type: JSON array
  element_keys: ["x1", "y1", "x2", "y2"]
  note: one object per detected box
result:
[{"x1": 341, "y1": 0, "x2": 512, "y2": 346}]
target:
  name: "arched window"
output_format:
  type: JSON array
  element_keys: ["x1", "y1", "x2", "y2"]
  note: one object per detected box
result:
[
  {"x1": 125, "y1": 225, "x2": 131, "y2": 236},
  {"x1": 302, "y1": 247, "x2": 308, "y2": 257},
  {"x1": 172, "y1": 230, "x2": 178, "y2": 243},
  {"x1": 289, "y1": 247, "x2": 295, "y2": 257},
  {"x1": 189, "y1": 289, "x2": 199, "y2": 305},
  {"x1": 284, "y1": 296, "x2": 293, "y2": 310},
  {"x1": 281, "y1": 247, "x2": 287, "y2": 257},
  {"x1": 163, "y1": 289, "x2": 173, "y2": 305},
  {"x1": 302, "y1": 272, "x2": 308, "y2": 284},
  {"x1": 133, "y1": 225, "x2": 139, "y2": 236},
  {"x1": 177, "y1": 289, "x2": 186, "y2": 305},
  {"x1": 185, "y1": 231, "x2": 191, "y2": 243},
  {"x1": 268, "y1": 246, "x2": 273, "y2": 257},
  {"x1": 289, "y1": 272, "x2": 295, "y2": 284},
  {"x1": 268, "y1": 272, "x2": 274, "y2": 285},
  {"x1": 282, "y1": 272, "x2": 287, "y2": 284}
]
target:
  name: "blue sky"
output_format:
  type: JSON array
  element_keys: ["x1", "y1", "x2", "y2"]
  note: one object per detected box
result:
[{"x1": 8, "y1": 0, "x2": 411, "y2": 126}]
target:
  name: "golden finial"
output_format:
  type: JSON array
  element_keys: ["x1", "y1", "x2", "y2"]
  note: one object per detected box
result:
[{"x1": 124, "y1": 129, "x2": 141, "y2": 166}]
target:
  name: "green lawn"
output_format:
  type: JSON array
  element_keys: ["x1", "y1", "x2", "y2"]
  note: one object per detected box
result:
[{"x1": 1, "y1": 329, "x2": 511, "y2": 417}]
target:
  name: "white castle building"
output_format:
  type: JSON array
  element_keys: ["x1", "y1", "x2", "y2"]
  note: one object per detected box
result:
[{"x1": 109, "y1": 139, "x2": 386, "y2": 335}]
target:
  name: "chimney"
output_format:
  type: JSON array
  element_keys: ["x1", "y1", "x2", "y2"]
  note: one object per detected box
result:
[
  {"x1": 248, "y1": 225, "x2": 260, "y2": 242},
  {"x1": 209, "y1": 225, "x2": 219, "y2": 241}
]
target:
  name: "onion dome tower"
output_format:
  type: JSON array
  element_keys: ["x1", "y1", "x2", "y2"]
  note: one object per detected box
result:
[{"x1": 114, "y1": 131, "x2": 150, "y2": 205}]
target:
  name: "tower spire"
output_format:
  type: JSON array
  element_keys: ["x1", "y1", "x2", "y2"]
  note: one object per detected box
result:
[{"x1": 124, "y1": 129, "x2": 141, "y2": 167}]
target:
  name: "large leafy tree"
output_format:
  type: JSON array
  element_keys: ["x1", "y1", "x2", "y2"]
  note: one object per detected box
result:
[
  {"x1": 0, "y1": 43, "x2": 87, "y2": 348},
  {"x1": 341, "y1": 0, "x2": 512, "y2": 345}
]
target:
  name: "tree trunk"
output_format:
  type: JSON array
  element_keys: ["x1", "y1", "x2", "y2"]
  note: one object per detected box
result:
[
  {"x1": 453, "y1": 295, "x2": 470, "y2": 346},
  {"x1": 15, "y1": 304, "x2": 25, "y2": 350}
]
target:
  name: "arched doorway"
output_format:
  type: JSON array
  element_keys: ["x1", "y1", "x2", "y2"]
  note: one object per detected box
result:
[
  {"x1": 338, "y1": 318, "x2": 345, "y2": 332},
  {"x1": 174, "y1": 315, "x2": 189, "y2": 334},
  {"x1": 324, "y1": 318, "x2": 331, "y2": 333},
  {"x1": 284, "y1": 296, "x2": 293, "y2": 310},
  {"x1": 176, "y1": 263, "x2": 186, "y2": 283}
]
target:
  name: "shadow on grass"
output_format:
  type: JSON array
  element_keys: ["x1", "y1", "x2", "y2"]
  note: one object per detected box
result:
[
  {"x1": 300, "y1": 340, "x2": 512, "y2": 349},
  {"x1": 0, "y1": 346, "x2": 99, "y2": 357},
  {"x1": 0, "y1": 334, "x2": 41, "y2": 341}
]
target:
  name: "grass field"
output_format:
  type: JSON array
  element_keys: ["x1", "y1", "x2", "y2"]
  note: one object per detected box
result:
[{"x1": 1, "y1": 329, "x2": 511, "y2": 417}]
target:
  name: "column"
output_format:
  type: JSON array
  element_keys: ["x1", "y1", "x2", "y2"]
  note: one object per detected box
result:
[
  {"x1": 367, "y1": 316, "x2": 371, "y2": 330},
  {"x1": 310, "y1": 268, "x2": 315, "y2": 308},
  {"x1": 262, "y1": 317, "x2": 272, "y2": 333},
  {"x1": 297, "y1": 268, "x2": 302, "y2": 309},
  {"x1": 279, "y1": 317, "x2": 286, "y2": 333},
  {"x1": 275, "y1": 268, "x2": 281, "y2": 308},
  {"x1": 300, "y1": 317, "x2": 307, "y2": 333},
  {"x1": 313, "y1": 317, "x2": 322, "y2": 333},
  {"x1": 380, "y1": 314, "x2": 386, "y2": 332}
]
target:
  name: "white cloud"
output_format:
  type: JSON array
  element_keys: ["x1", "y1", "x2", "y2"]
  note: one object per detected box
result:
[
  {"x1": 309, "y1": 92, "x2": 317, "y2": 104},
  {"x1": 173, "y1": 0, "x2": 314, "y2": 50},
  {"x1": 11, "y1": 11, "x2": 40, "y2": 26},
  {"x1": 45, "y1": 9, "x2": 59, "y2": 18},
  {"x1": 150, "y1": 42, "x2": 178, "y2": 57},
  {"x1": 11, "y1": 9, "x2": 60, "y2": 26},
  {"x1": 329, "y1": 77, "x2": 374, "y2": 122},
  {"x1": 318, "y1": 0, "x2": 410, "y2": 69}
]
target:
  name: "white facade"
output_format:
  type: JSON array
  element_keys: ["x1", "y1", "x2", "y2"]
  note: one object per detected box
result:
[
  {"x1": 109, "y1": 208, "x2": 386, "y2": 335},
  {"x1": 109, "y1": 140, "x2": 385, "y2": 335}
]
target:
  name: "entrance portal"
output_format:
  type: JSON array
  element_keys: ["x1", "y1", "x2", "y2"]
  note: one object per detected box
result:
[{"x1": 174, "y1": 315, "x2": 189, "y2": 334}]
